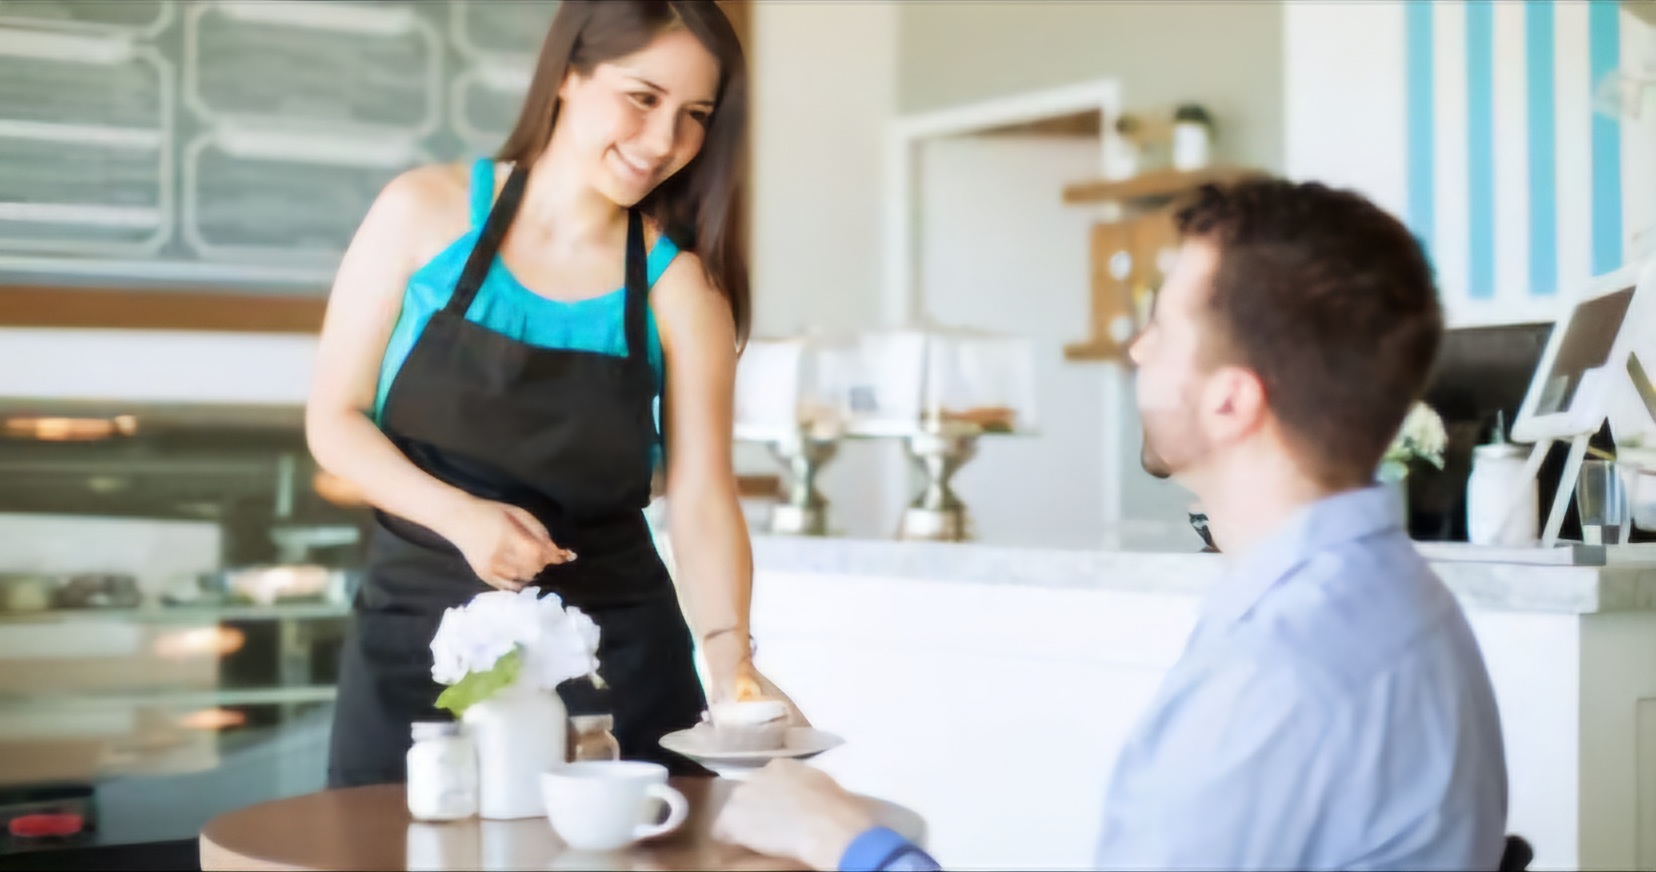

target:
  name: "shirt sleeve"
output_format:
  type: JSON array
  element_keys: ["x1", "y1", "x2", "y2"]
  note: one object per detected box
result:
[
  {"x1": 839, "y1": 827, "x2": 942, "y2": 872},
  {"x1": 1094, "y1": 653, "x2": 1337, "y2": 871}
]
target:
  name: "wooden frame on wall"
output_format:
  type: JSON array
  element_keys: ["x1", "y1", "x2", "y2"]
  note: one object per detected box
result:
[
  {"x1": 0, "y1": 0, "x2": 754, "y2": 335},
  {"x1": 0, "y1": 285, "x2": 331, "y2": 333}
]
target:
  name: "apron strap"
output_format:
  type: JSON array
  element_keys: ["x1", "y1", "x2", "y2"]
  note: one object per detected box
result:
[
  {"x1": 622, "y1": 209, "x2": 650, "y2": 371},
  {"x1": 445, "y1": 163, "x2": 528, "y2": 318}
]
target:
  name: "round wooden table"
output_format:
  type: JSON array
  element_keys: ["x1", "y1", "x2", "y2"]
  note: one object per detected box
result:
[{"x1": 199, "y1": 778, "x2": 925, "y2": 871}]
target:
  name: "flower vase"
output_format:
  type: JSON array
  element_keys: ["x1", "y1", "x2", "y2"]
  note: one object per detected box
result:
[
  {"x1": 461, "y1": 681, "x2": 567, "y2": 819},
  {"x1": 1378, "y1": 460, "x2": 1410, "y2": 526}
]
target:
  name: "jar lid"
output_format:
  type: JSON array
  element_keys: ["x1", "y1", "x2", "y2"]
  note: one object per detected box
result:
[
  {"x1": 571, "y1": 714, "x2": 614, "y2": 730},
  {"x1": 411, "y1": 721, "x2": 461, "y2": 741},
  {"x1": 1473, "y1": 442, "x2": 1526, "y2": 459}
]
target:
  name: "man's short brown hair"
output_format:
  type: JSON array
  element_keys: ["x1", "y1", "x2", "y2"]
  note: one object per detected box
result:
[{"x1": 1174, "y1": 178, "x2": 1444, "y2": 486}]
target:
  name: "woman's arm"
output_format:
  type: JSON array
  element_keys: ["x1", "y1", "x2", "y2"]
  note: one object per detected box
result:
[
  {"x1": 652, "y1": 253, "x2": 775, "y2": 703},
  {"x1": 304, "y1": 166, "x2": 565, "y2": 590}
]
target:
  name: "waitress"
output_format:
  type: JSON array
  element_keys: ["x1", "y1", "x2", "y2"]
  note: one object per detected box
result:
[{"x1": 306, "y1": 0, "x2": 794, "y2": 787}]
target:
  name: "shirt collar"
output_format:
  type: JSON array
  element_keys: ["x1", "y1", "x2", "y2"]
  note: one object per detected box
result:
[{"x1": 1199, "y1": 484, "x2": 1404, "y2": 629}]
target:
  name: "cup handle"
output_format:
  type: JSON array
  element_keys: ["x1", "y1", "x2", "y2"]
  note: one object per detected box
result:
[{"x1": 634, "y1": 784, "x2": 688, "y2": 841}]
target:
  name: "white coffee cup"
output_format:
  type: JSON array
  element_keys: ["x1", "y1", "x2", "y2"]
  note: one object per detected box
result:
[{"x1": 541, "y1": 761, "x2": 688, "y2": 852}]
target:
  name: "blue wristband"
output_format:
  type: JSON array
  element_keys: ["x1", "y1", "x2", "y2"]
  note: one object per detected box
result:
[{"x1": 839, "y1": 826, "x2": 936, "y2": 872}]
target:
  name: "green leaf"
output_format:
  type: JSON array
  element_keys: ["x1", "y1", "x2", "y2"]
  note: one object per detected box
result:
[{"x1": 435, "y1": 648, "x2": 523, "y2": 718}]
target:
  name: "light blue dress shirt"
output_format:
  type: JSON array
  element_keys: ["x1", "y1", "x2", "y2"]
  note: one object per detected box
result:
[{"x1": 1094, "y1": 486, "x2": 1509, "y2": 870}]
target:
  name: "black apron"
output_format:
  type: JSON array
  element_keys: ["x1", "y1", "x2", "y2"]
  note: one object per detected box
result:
[{"x1": 327, "y1": 164, "x2": 708, "y2": 788}]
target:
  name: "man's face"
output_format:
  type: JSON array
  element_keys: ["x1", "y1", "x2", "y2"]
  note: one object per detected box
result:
[{"x1": 1131, "y1": 240, "x2": 1221, "y2": 481}]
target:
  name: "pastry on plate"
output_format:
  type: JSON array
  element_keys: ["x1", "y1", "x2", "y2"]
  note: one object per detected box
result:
[{"x1": 707, "y1": 699, "x2": 789, "y2": 751}]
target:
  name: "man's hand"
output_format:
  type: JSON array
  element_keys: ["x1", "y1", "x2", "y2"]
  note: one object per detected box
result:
[{"x1": 713, "y1": 760, "x2": 876, "y2": 871}]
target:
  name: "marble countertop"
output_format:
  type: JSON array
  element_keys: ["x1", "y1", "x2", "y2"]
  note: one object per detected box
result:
[{"x1": 750, "y1": 536, "x2": 1656, "y2": 615}]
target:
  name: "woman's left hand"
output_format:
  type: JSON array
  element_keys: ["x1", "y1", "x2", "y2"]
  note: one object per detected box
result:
[
  {"x1": 706, "y1": 642, "x2": 809, "y2": 726},
  {"x1": 733, "y1": 663, "x2": 810, "y2": 727}
]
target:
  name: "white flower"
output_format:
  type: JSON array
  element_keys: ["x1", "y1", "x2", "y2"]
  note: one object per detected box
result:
[
  {"x1": 1385, "y1": 401, "x2": 1448, "y2": 469},
  {"x1": 428, "y1": 602, "x2": 515, "y2": 684},
  {"x1": 429, "y1": 587, "x2": 603, "y2": 690},
  {"x1": 467, "y1": 588, "x2": 544, "y2": 646},
  {"x1": 1402, "y1": 402, "x2": 1447, "y2": 455},
  {"x1": 523, "y1": 604, "x2": 603, "y2": 688}
]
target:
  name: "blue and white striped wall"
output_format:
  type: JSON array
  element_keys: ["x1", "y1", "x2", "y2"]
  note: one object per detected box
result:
[{"x1": 1286, "y1": 0, "x2": 1656, "y2": 327}]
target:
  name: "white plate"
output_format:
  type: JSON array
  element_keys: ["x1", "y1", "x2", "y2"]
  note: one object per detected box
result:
[{"x1": 659, "y1": 724, "x2": 845, "y2": 768}]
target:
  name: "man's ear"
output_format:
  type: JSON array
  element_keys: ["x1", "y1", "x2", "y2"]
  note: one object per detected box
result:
[{"x1": 1202, "y1": 366, "x2": 1268, "y2": 445}]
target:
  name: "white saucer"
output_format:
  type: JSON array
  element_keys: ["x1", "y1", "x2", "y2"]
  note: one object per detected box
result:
[{"x1": 659, "y1": 723, "x2": 845, "y2": 770}]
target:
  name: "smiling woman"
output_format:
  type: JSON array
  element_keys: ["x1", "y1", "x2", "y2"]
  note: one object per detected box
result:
[
  {"x1": 494, "y1": 0, "x2": 749, "y2": 337},
  {"x1": 302, "y1": 0, "x2": 796, "y2": 792}
]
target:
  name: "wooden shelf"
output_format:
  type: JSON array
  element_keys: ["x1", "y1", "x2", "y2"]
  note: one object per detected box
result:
[
  {"x1": 1062, "y1": 164, "x2": 1261, "y2": 206},
  {"x1": 977, "y1": 111, "x2": 1101, "y2": 138},
  {"x1": 1063, "y1": 339, "x2": 1130, "y2": 362},
  {"x1": 0, "y1": 285, "x2": 326, "y2": 333},
  {"x1": 736, "y1": 474, "x2": 782, "y2": 499}
]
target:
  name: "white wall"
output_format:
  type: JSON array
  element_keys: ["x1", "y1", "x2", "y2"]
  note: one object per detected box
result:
[
  {"x1": 742, "y1": 1, "x2": 901, "y2": 539},
  {"x1": 897, "y1": 1, "x2": 1286, "y2": 172},
  {"x1": 748, "y1": 1, "x2": 896, "y2": 338},
  {"x1": 916, "y1": 136, "x2": 1192, "y2": 548},
  {"x1": 1285, "y1": 0, "x2": 1656, "y2": 327}
]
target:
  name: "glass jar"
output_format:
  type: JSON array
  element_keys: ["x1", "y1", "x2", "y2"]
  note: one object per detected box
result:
[
  {"x1": 406, "y1": 721, "x2": 478, "y2": 822},
  {"x1": 1467, "y1": 441, "x2": 1538, "y2": 545},
  {"x1": 1171, "y1": 103, "x2": 1215, "y2": 171},
  {"x1": 568, "y1": 714, "x2": 621, "y2": 762}
]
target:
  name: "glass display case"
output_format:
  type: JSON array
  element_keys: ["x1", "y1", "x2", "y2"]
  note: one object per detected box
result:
[
  {"x1": 0, "y1": 403, "x2": 362, "y2": 860},
  {"x1": 841, "y1": 325, "x2": 1038, "y2": 541},
  {"x1": 733, "y1": 335, "x2": 857, "y2": 536}
]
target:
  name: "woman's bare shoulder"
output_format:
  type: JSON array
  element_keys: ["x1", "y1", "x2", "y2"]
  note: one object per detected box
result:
[
  {"x1": 369, "y1": 162, "x2": 480, "y2": 266},
  {"x1": 373, "y1": 162, "x2": 472, "y2": 243}
]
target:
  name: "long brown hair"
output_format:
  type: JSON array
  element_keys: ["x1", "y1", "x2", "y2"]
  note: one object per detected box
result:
[{"x1": 498, "y1": 0, "x2": 750, "y2": 344}]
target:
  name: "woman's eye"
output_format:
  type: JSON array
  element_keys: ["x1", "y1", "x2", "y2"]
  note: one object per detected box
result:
[
  {"x1": 628, "y1": 92, "x2": 657, "y2": 109},
  {"x1": 688, "y1": 109, "x2": 710, "y2": 126}
]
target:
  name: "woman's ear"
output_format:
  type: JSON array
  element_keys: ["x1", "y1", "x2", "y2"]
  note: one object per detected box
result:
[{"x1": 557, "y1": 69, "x2": 585, "y2": 102}]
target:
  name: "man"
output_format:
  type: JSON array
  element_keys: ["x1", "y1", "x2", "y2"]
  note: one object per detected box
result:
[{"x1": 714, "y1": 178, "x2": 1510, "y2": 871}]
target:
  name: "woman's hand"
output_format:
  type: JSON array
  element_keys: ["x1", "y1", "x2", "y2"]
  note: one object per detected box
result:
[
  {"x1": 735, "y1": 665, "x2": 809, "y2": 727},
  {"x1": 443, "y1": 497, "x2": 573, "y2": 591},
  {"x1": 704, "y1": 632, "x2": 809, "y2": 726}
]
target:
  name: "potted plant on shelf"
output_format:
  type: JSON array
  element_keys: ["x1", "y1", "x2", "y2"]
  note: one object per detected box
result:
[
  {"x1": 429, "y1": 587, "x2": 603, "y2": 819},
  {"x1": 1380, "y1": 401, "x2": 1448, "y2": 522}
]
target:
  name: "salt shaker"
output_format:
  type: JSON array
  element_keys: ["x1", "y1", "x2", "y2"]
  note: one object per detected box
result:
[
  {"x1": 406, "y1": 722, "x2": 478, "y2": 822},
  {"x1": 1467, "y1": 413, "x2": 1537, "y2": 546}
]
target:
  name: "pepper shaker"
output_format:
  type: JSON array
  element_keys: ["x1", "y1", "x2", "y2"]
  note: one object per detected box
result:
[{"x1": 567, "y1": 714, "x2": 621, "y2": 762}]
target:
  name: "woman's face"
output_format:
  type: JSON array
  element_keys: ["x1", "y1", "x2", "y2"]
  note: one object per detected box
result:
[{"x1": 557, "y1": 27, "x2": 720, "y2": 207}]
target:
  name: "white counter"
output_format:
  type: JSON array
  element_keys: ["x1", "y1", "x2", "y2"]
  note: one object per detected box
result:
[{"x1": 743, "y1": 536, "x2": 1656, "y2": 871}]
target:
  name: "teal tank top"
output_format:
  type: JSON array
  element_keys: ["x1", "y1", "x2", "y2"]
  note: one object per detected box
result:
[{"x1": 375, "y1": 158, "x2": 678, "y2": 438}]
